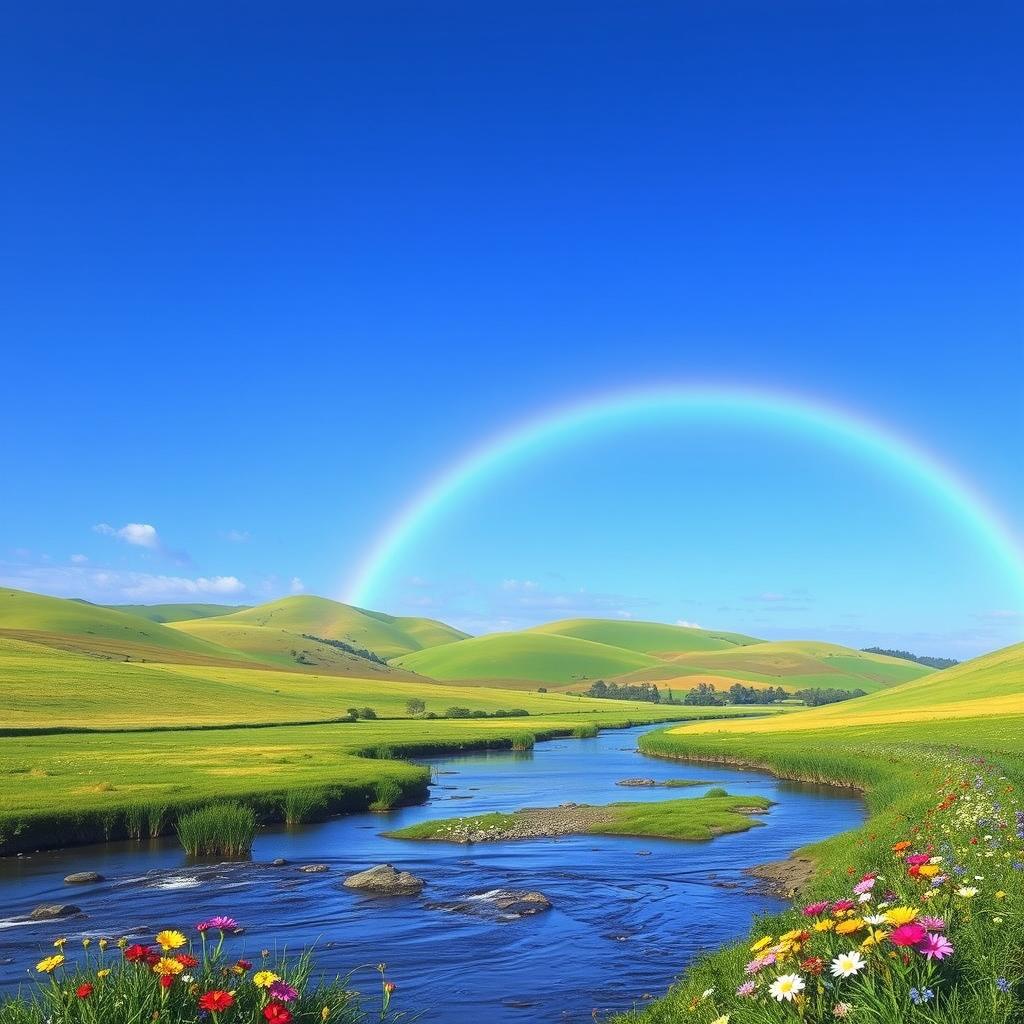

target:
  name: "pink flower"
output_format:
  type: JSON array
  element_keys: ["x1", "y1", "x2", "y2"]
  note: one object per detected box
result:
[
  {"x1": 269, "y1": 981, "x2": 299, "y2": 1003},
  {"x1": 889, "y1": 923, "x2": 927, "y2": 947},
  {"x1": 736, "y1": 981, "x2": 756, "y2": 997},
  {"x1": 853, "y1": 878, "x2": 875, "y2": 894},
  {"x1": 918, "y1": 916, "x2": 946, "y2": 931},
  {"x1": 831, "y1": 900, "x2": 856, "y2": 913},
  {"x1": 803, "y1": 901, "x2": 830, "y2": 916},
  {"x1": 206, "y1": 916, "x2": 238, "y2": 931},
  {"x1": 917, "y1": 932, "x2": 954, "y2": 960},
  {"x1": 905, "y1": 854, "x2": 931, "y2": 866}
]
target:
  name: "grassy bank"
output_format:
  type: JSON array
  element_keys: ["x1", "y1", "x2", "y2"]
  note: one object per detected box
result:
[
  {"x1": 387, "y1": 792, "x2": 774, "y2": 843},
  {"x1": 611, "y1": 645, "x2": 1024, "y2": 1023},
  {"x1": 0, "y1": 707, "x2": 775, "y2": 856}
]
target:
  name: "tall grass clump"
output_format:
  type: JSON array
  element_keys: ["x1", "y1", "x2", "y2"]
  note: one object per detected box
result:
[
  {"x1": 282, "y1": 787, "x2": 329, "y2": 825},
  {"x1": 703, "y1": 786, "x2": 728, "y2": 797},
  {"x1": 572, "y1": 724, "x2": 599, "y2": 739},
  {"x1": 369, "y1": 779, "x2": 402, "y2": 811},
  {"x1": 373, "y1": 744, "x2": 395, "y2": 760},
  {"x1": 509, "y1": 732, "x2": 535, "y2": 752},
  {"x1": 176, "y1": 801, "x2": 256, "y2": 857}
]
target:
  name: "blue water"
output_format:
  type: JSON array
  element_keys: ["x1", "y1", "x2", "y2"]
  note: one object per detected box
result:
[{"x1": 0, "y1": 726, "x2": 864, "y2": 1021}]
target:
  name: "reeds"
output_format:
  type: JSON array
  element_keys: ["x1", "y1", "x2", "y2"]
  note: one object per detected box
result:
[{"x1": 176, "y1": 801, "x2": 256, "y2": 857}]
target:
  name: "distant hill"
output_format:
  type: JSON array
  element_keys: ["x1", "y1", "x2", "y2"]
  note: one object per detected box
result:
[
  {"x1": 0, "y1": 588, "x2": 254, "y2": 665},
  {"x1": 172, "y1": 595, "x2": 468, "y2": 661},
  {"x1": 392, "y1": 631, "x2": 663, "y2": 683},
  {"x1": 526, "y1": 618, "x2": 762, "y2": 654},
  {"x1": 861, "y1": 647, "x2": 958, "y2": 670},
  {"x1": 103, "y1": 602, "x2": 251, "y2": 623}
]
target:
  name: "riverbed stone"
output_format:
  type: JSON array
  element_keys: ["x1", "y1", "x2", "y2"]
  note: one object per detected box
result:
[
  {"x1": 30, "y1": 904, "x2": 81, "y2": 920},
  {"x1": 299, "y1": 863, "x2": 329, "y2": 873},
  {"x1": 342, "y1": 863, "x2": 425, "y2": 896},
  {"x1": 271, "y1": 858, "x2": 287, "y2": 867},
  {"x1": 491, "y1": 890, "x2": 552, "y2": 915},
  {"x1": 616, "y1": 778, "x2": 657, "y2": 787},
  {"x1": 64, "y1": 871, "x2": 104, "y2": 884}
]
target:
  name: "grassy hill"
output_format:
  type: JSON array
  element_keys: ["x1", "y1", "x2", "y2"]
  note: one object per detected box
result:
[
  {"x1": 526, "y1": 617, "x2": 762, "y2": 654},
  {"x1": 618, "y1": 639, "x2": 934, "y2": 693},
  {"x1": 177, "y1": 595, "x2": 467, "y2": 659},
  {"x1": 0, "y1": 588, "x2": 255, "y2": 665},
  {"x1": 104, "y1": 602, "x2": 249, "y2": 623},
  {"x1": 392, "y1": 631, "x2": 664, "y2": 683}
]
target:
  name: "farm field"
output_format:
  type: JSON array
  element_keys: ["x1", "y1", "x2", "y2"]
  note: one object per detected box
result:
[{"x1": 613, "y1": 643, "x2": 1024, "y2": 1024}]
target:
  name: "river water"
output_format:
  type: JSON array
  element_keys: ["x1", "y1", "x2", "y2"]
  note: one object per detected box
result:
[{"x1": 0, "y1": 726, "x2": 863, "y2": 1022}]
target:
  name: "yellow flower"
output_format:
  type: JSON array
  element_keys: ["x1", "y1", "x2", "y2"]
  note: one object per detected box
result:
[
  {"x1": 98, "y1": 939, "x2": 109, "y2": 951},
  {"x1": 153, "y1": 957, "x2": 184, "y2": 977},
  {"x1": 860, "y1": 928, "x2": 888, "y2": 948},
  {"x1": 36, "y1": 955, "x2": 65, "y2": 974},
  {"x1": 884, "y1": 906, "x2": 918, "y2": 926},
  {"x1": 253, "y1": 970, "x2": 280, "y2": 989},
  {"x1": 82, "y1": 938, "x2": 92, "y2": 949},
  {"x1": 117, "y1": 937, "x2": 128, "y2": 949},
  {"x1": 779, "y1": 929, "x2": 805, "y2": 943},
  {"x1": 321, "y1": 1010, "x2": 331, "y2": 1023},
  {"x1": 814, "y1": 919, "x2": 835, "y2": 932},
  {"x1": 53, "y1": 938, "x2": 67, "y2": 949},
  {"x1": 97, "y1": 969, "x2": 111, "y2": 979},
  {"x1": 750, "y1": 935, "x2": 773, "y2": 952},
  {"x1": 835, "y1": 918, "x2": 865, "y2": 935},
  {"x1": 711, "y1": 1016, "x2": 731, "y2": 1024},
  {"x1": 155, "y1": 930, "x2": 187, "y2": 951},
  {"x1": 995, "y1": 890, "x2": 1006, "y2": 900},
  {"x1": 918, "y1": 865, "x2": 940, "y2": 878}
]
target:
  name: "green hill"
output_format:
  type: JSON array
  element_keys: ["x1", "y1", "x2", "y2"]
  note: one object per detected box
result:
[
  {"x1": 103, "y1": 602, "x2": 250, "y2": 623},
  {"x1": 174, "y1": 595, "x2": 468, "y2": 660},
  {"x1": 527, "y1": 617, "x2": 762, "y2": 654},
  {"x1": 0, "y1": 588, "x2": 253, "y2": 665},
  {"x1": 392, "y1": 631, "x2": 663, "y2": 683}
]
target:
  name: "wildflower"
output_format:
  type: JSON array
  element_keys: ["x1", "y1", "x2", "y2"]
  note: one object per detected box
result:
[
  {"x1": 206, "y1": 916, "x2": 238, "y2": 932},
  {"x1": 995, "y1": 890, "x2": 1006, "y2": 899},
  {"x1": 831, "y1": 900, "x2": 856, "y2": 913},
  {"x1": 905, "y1": 854, "x2": 931, "y2": 866},
  {"x1": 53, "y1": 938, "x2": 66, "y2": 949},
  {"x1": 864, "y1": 913, "x2": 887, "y2": 926},
  {"x1": 835, "y1": 918, "x2": 865, "y2": 935},
  {"x1": 321, "y1": 1010, "x2": 331, "y2": 1023},
  {"x1": 884, "y1": 906, "x2": 918, "y2": 926},
  {"x1": 801, "y1": 956, "x2": 825, "y2": 975},
  {"x1": 701, "y1": 988, "x2": 715, "y2": 999},
  {"x1": 956, "y1": 886, "x2": 979, "y2": 898},
  {"x1": 269, "y1": 981, "x2": 299, "y2": 1002},
  {"x1": 176, "y1": 953, "x2": 199, "y2": 968},
  {"x1": 916, "y1": 932, "x2": 954, "y2": 960},
  {"x1": 996, "y1": 978, "x2": 1010, "y2": 993},
  {"x1": 779, "y1": 928, "x2": 809, "y2": 943},
  {"x1": 710, "y1": 1017, "x2": 730, "y2": 1024},
  {"x1": 153, "y1": 957, "x2": 185, "y2": 977},
  {"x1": 75, "y1": 983, "x2": 93, "y2": 999},
  {"x1": 254, "y1": 970, "x2": 281, "y2": 988},
  {"x1": 860, "y1": 928, "x2": 888, "y2": 948},
  {"x1": 853, "y1": 877, "x2": 875, "y2": 894},
  {"x1": 124, "y1": 944, "x2": 152, "y2": 962},
  {"x1": 750, "y1": 936, "x2": 773, "y2": 952},
  {"x1": 803, "y1": 902, "x2": 829, "y2": 916},
  {"x1": 155, "y1": 930, "x2": 187, "y2": 951},
  {"x1": 82, "y1": 938, "x2": 91, "y2": 949},
  {"x1": 889, "y1": 923, "x2": 927, "y2": 947},
  {"x1": 918, "y1": 864, "x2": 940, "y2": 878},
  {"x1": 918, "y1": 915, "x2": 945, "y2": 930},
  {"x1": 833, "y1": 1003, "x2": 852, "y2": 1019},
  {"x1": 264, "y1": 1005, "x2": 293, "y2": 1024},
  {"x1": 892, "y1": 841, "x2": 912, "y2": 852},
  {"x1": 736, "y1": 981, "x2": 755, "y2": 996},
  {"x1": 910, "y1": 987, "x2": 934, "y2": 1005},
  {"x1": 768, "y1": 974, "x2": 805, "y2": 1002},
  {"x1": 236, "y1": 959, "x2": 253, "y2": 971},
  {"x1": 198, "y1": 990, "x2": 235, "y2": 1012},
  {"x1": 814, "y1": 918, "x2": 836, "y2": 932},
  {"x1": 830, "y1": 951, "x2": 865, "y2": 978},
  {"x1": 97, "y1": 969, "x2": 111, "y2": 979},
  {"x1": 35, "y1": 955, "x2": 65, "y2": 974},
  {"x1": 160, "y1": 975, "x2": 174, "y2": 990},
  {"x1": 98, "y1": 939, "x2": 108, "y2": 951}
]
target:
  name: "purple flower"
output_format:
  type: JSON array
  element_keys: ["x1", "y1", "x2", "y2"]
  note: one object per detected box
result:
[
  {"x1": 736, "y1": 980, "x2": 756, "y2": 997},
  {"x1": 996, "y1": 978, "x2": 1010, "y2": 994},
  {"x1": 269, "y1": 980, "x2": 299, "y2": 1002},
  {"x1": 206, "y1": 916, "x2": 238, "y2": 932},
  {"x1": 918, "y1": 916, "x2": 946, "y2": 931},
  {"x1": 917, "y1": 932, "x2": 954, "y2": 960}
]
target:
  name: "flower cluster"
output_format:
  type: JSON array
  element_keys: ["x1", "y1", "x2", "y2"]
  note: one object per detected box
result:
[
  {"x1": 15, "y1": 915, "x2": 400, "y2": 1024},
  {"x1": 688, "y1": 755, "x2": 1022, "y2": 1022}
]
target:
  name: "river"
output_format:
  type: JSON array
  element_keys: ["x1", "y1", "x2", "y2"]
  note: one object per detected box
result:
[{"x1": 0, "y1": 725, "x2": 864, "y2": 1021}]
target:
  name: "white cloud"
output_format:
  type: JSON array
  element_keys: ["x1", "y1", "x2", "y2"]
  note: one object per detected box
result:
[
  {"x1": 111, "y1": 574, "x2": 246, "y2": 599},
  {"x1": 0, "y1": 563, "x2": 246, "y2": 602},
  {"x1": 222, "y1": 529, "x2": 251, "y2": 543},
  {"x1": 70, "y1": 553, "x2": 89, "y2": 564},
  {"x1": 94, "y1": 522, "x2": 160, "y2": 549},
  {"x1": 290, "y1": 576, "x2": 305, "y2": 593},
  {"x1": 501, "y1": 578, "x2": 539, "y2": 591},
  {"x1": 676, "y1": 619, "x2": 704, "y2": 629}
]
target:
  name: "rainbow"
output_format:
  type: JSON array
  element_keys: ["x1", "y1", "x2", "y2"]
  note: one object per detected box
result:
[{"x1": 343, "y1": 384, "x2": 1024, "y2": 607}]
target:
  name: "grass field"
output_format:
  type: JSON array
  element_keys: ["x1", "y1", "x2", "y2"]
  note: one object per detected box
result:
[
  {"x1": 392, "y1": 630, "x2": 665, "y2": 682},
  {"x1": 525, "y1": 617, "x2": 762, "y2": 654},
  {"x1": 103, "y1": 601, "x2": 251, "y2": 622},
  {"x1": 612, "y1": 642, "x2": 1024, "y2": 1024}
]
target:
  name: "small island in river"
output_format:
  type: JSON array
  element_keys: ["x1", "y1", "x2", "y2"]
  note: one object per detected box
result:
[{"x1": 384, "y1": 790, "x2": 773, "y2": 844}]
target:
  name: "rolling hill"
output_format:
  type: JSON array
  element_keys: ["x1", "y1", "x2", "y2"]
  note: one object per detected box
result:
[
  {"x1": 0, "y1": 588, "x2": 256, "y2": 666},
  {"x1": 104, "y1": 602, "x2": 250, "y2": 623},
  {"x1": 526, "y1": 618, "x2": 762, "y2": 654},
  {"x1": 392, "y1": 631, "x2": 665, "y2": 683},
  {"x1": 174, "y1": 595, "x2": 468, "y2": 660}
]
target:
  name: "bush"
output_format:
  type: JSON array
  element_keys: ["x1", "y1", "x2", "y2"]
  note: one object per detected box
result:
[
  {"x1": 704, "y1": 787, "x2": 728, "y2": 798},
  {"x1": 176, "y1": 801, "x2": 257, "y2": 857},
  {"x1": 359, "y1": 707, "x2": 377, "y2": 720},
  {"x1": 445, "y1": 706, "x2": 472, "y2": 719}
]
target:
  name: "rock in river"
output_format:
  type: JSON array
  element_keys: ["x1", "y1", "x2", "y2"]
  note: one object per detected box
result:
[
  {"x1": 428, "y1": 888, "x2": 552, "y2": 920},
  {"x1": 30, "y1": 904, "x2": 81, "y2": 920},
  {"x1": 298, "y1": 863, "x2": 329, "y2": 873},
  {"x1": 616, "y1": 778, "x2": 657, "y2": 787},
  {"x1": 64, "y1": 871, "x2": 104, "y2": 884},
  {"x1": 343, "y1": 864, "x2": 425, "y2": 896}
]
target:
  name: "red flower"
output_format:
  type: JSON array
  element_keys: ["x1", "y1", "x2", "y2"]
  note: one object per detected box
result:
[
  {"x1": 75, "y1": 983, "x2": 93, "y2": 999},
  {"x1": 199, "y1": 991, "x2": 235, "y2": 1012},
  {"x1": 124, "y1": 943, "x2": 151, "y2": 962},
  {"x1": 160, "y1": 975, "x2": 174, "y2": 989},
  {"x1": 176, "y1": 954, "x2": 199, "y2": 967},
  {"x1": 235, "y1": 959, "x2": 253, "y2": 971},
  {"x1": 800, "y1": 957, "x2": 824, "y2": 976},
  {"x1": 264, "y1": 1003, "x2": 293, "y2": 1024},
  {"x1": 384, "y1": 980, "x2": 397, "y2": 993},
  {"x1": 889, "y1": 923, "x2": 927, "y2": 947}
]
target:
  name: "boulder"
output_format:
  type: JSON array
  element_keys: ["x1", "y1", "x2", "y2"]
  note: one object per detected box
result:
[
  {"x1": 491, "y1": 890, "x2": 552, "y2": 915},
  {"x1": 64, "y1": 871, "x2": 104, "y2": 885},
  {"x1": 298, "y1": 863, "x2": 329, "y2": 873},
  {"x1": 270, "y1": 858, "x2": 287, "y2": 867},
  {"x1": 30, "y1": 904, "x2": 81, "y2": 920},
  {"x1": 342, "y1": 863, "x2": 425, "y2": 896},
  {"x1": 616, "y1": 778, "x2": 657, "y2": 787}
]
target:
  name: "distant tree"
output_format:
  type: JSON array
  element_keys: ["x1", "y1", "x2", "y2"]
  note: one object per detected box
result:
[
  {"x1": 445, "y1": 706, "x2": 472, "y2": 719},
  {"x1": 861, "y1": 647, "x2": 958, "y2": 670},
  {"x1": 359, "y1": 706, "x2": 378, "y2": 720},
  {"x1": 537, "y1": 686, "x2": 548, "y2": 693},
  {"x1": 683, "y1": 683, "x2": 726, "y2": 706},
  {"x1": 405, "y1": 697, "x2": 426, "y2": 715},
  {"x1": 792, "y1": 687, "x2": 867, "y2": 706},
  {"x1": 347, "y1": 707, "x2": 360, "y2": 720}
]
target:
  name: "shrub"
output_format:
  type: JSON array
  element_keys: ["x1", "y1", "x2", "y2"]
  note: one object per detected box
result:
[
  {"x1": 176, "y1": 802, "x2": 256, "y2": 857},
  {"x1": 359, "y1": 707, "x2": 378, "y2": 720},
  {"x1": 704, "y1": 787, "x2": 728, "y2": 798}
]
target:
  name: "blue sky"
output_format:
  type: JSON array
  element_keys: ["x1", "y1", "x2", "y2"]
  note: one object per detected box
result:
[{"x1": 1, "y1": 3, "x2": 1021, "y2": 658}]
